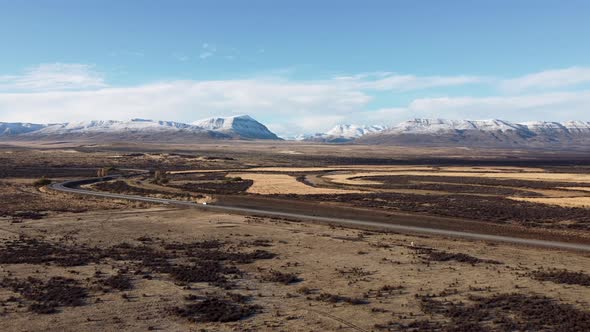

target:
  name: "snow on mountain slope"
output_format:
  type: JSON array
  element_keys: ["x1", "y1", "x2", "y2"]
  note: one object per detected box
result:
[
  {"x1": 0, "y1": 115, "x2": 280, "y2": 140},
  {"x1": 560, "y1": 121, "x2": 590, "y2": 134},
  {"x1": 296, "y1": 124, "x2": 388, "y2": 142},
  {"x1": 0, "y1": 122, "x2": 46, "y2": 135},
  {"x1": 387, "y1": 119, "x2": 527, "y2": 134},
  {"x1": 192, "y1": 115, "x2": 279, "y2": 139},
  {"x1": 357, "y1": 118, "x2": 590, "y2": 148},
  {"x1": 325, "y1": 124, "x2": 388, "y2": 138},
  {"x1": 383, "y1": 119, "x2": 590, "y2": 137},
  {"x1": 36, "y1": 119, "x2": 197, "y2": 134}
]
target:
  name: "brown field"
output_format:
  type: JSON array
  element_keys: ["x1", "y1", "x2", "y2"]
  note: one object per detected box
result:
[
  {"x1": 1, "y1": 141, "x2": 590, "y2": 331},
  {"x1": 509, "y1": 196, "x2": 590, "y2": 208},
  {"x1": 1, "y1": 208, "x2": 589, "y2": 332}
]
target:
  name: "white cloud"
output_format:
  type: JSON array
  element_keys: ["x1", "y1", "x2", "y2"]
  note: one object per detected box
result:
[
  {"x1": 2, "y1": 64, "x2": 590, "y2": 136},
  {"x1": 333, "y1": 72, "x2": 485, "y2": 91},
  {"x1": 501, "y1": 67, "x2": 590, "y2": 92},
  {"x1": 173, "y1": 53, "x2": 190, "y2": 62},
  {"x1": 364, "y1": 91, "x2": 590, "y2": 125},
  {"x1": 267, "y1": 114, "x2": 347, "y2": 136},
  {"x1": 199, "y1": 52, "x2": 214, "y2": 59},
  {"x1": 108, "y1": 50, "x2": 145, "y2": 57},
  {"x1": 0, "y1": 63, "x2": 106, "y2": 92},
  {"x1": 0, "y1": 79, "x2": 371, "y2": 129},
  {"x1": 199, "y1": 43, "x2": 217, "y2": 59}
]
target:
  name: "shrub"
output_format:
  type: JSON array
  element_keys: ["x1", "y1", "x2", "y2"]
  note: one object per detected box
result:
[{"x1": 33, "y1": 177, "x2": 51, "y2": 187}]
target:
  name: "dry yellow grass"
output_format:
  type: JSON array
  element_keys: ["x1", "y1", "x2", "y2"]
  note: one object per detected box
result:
[
  {"x1": 229, "y1": 173, "x2": 361, "y2": 195},
  {"x1": 560, "y1": 187, "x2": 590, "y2": 193},
  {"x1": 324, "y1": 172, "x2": 390, "y2": 185},
  {"x1": 509, "y1": 196, "x2": 590, "y2": 208},
  {"x1": 248, "y1": 165, "x2": 437, "y2": 173},
  {"x1": 440, "y1": 166, "x2": 545, "y2": 173},
  {"x1": 168, "y1": 169, "x2": 233, "y2": 174},
  {"x1": 2, "y1": 207, "x2": 590, "y2": 331},
  {"x1": 324, "y1": 171, "x2": 590, "y2": 186},
  {"x1": 248, "y1": 167, "x2": 344, "y2": 172},
  {"x1": 169, "y1": 166, "x2": 543, "y2": 175}
]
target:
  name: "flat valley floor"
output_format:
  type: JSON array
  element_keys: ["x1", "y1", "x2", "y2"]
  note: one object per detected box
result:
[
  {"x1": 1, "y1": 141, "x2": 590, "y2": 331},
  {"x1": 1, "y1": 207, "x2": 590, "y2": 331}
]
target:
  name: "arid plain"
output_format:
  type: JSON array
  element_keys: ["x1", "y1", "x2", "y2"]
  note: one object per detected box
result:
[{"x1": 1, "y1": 141, "x2": 590, "y2": 331}]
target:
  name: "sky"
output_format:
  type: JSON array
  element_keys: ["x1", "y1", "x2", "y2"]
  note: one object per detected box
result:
[{"x1": 0, "y1": 0, "x2": 589, "y2": 136}]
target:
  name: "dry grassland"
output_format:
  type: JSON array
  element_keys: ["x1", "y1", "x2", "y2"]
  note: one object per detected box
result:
[
  {"x1": 248, "y1": 166, "x2": 436, "y2": 172},
  {"x1": 439, "y1": 166, "x2": 545, "y2": 172},
  {"x1": 1, "y1": 208, "x2": 589, "y2": 331},
  {"x1": 561, "y1": 187, "x2": 590, "y2": 193},
  {"x1": 168, "y1": 169, "x2": 236, "y2": 174},
  {"x1": 229, "y1": 173, "x2": 362, "y2": 195},
  {"x1": 324, "y1": 171, "x2": 590, "y2": 186},
  {"x1": 509, "y1": 196, "x2": 590, "y2": 208}
]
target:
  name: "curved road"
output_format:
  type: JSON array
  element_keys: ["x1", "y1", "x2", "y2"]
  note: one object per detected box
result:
[{"x1": 49, "y1": 176, "x2": 590, "y2": 252}]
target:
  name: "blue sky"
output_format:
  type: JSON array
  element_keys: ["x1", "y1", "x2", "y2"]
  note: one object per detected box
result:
[{"x1": 1, "y1": 0, "x2": 589, "y2": 135}]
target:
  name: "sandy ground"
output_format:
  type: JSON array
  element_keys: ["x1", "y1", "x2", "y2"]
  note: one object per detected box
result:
[{"x1": 0, "y1": 207, "x2": 589, "y2": 332}]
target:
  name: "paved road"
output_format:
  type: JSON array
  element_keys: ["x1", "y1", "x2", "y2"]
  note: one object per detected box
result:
[{"x1": 49, "y1": 177, "x2": 590, "y2": 252}]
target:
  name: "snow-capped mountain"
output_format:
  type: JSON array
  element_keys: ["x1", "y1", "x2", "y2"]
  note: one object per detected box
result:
[
  {"x1": 387, "y1": 119, "x2": 526, "y2": 134},
  {"x1": 382, "y1": 118, "x2": 590, "y2": 136},
  {"x1": 357, "y1": 118, "x2": 590, "y2": 148},
  {"x1": 279, "y1": 134, "x2": 314, "y2": 141},
  {"x1": 298, "y1": 124, "x2": 388, "y2": 143},
  {"x1": 0, "y1": 115, "x2": 281, "y2": 141},
  {"x1": 325, "y1": 124, "x2": 388, "y2": 138},
  {"x1": 36, "y1": 119, "x2": 196, "y2": 135},
  {"x1": 192, "y1": 115, "x2": 279, "y2": 139}
]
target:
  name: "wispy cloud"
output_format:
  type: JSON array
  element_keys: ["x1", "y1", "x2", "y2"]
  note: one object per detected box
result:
[
  {"x1": 199, "y1": 43, "x2": 217, "y2": 59},
  {"x1": 333, "y1": 72, "x2": 486, "y2": 92},
  {"x1": 0, "y1": 63, "x2": 106, "y2": 92},
  {"x1": 173, "y1": 53, "x2": 190, "y2": 62},
  {"x1": 108, "y1": 50, "x2": 145, "y2": 57},
  {"x1": 501, "y1": 66, "x2": 590, "y2": 92}
]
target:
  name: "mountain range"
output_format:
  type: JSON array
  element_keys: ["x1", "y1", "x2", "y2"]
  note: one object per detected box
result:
[
  {"x1": 298, "y1": 119, "x2": 590, "y2": 149},
  {"x1": 299, "y1": 124, "x2": 390, "y2": 143},
  {"x1": 0, "y1": 115, "x2": 279, "y2": 141},
  {"x1": 2, "y1": 116, "x2": 590, "y2": 149}
]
